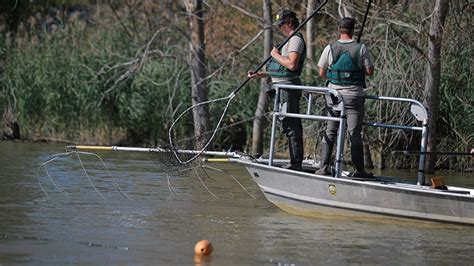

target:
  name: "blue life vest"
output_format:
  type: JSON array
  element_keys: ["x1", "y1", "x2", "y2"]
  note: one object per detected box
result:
[
  {"x1": 327, "y1": 41, "x2": 366, "y2": 87},
  {"x1": 266, "y1": 32, "x2": 306, "y2": 78}
]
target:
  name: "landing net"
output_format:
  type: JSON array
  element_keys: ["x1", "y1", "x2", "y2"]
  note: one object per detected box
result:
[{"x1": 163, "y1": 93, "x2": 235, "y2": 172}]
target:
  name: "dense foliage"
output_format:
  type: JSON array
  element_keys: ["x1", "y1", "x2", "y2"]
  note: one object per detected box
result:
[{"x1": 0, "y1": 1, "x2": 472, "y2": 170}]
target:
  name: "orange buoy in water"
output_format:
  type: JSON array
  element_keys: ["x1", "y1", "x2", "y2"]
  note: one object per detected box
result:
[{"x1": 194, "y1": 239, "x2": 213, "y2": 256}]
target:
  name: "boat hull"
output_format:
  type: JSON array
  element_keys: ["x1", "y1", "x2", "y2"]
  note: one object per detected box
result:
[{"x1": 241, "y1": 160, "x2": 474, "y2": 225}]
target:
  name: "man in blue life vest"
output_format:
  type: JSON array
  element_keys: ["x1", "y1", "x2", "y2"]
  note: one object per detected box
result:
[
  {"x1": 316, "y1": 17, "x2": 374, "y2": 178},
  {"x1": 248, "y1": 9, "x2": 306, "y2": 171}
]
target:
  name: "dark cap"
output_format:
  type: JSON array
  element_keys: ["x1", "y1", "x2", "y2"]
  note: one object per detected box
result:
[
  {"x1": 274, "y1": 10, "x2": 296, "y2": 26},
  {"x1": 339, "y1": 17, "x2": 355, "y2": 30}
]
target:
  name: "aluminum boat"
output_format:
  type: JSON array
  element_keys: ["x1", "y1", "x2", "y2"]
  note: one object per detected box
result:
[{"x1": 239, "y1": 84, "x2": 473, "y2": 225}]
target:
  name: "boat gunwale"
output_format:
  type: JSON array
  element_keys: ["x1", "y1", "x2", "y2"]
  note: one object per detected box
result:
[{"x1": 238, "y1": 158, "x2": 474, "y2": 200}]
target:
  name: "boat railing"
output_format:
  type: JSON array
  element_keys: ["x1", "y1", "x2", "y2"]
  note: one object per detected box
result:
[
  {"x1": 269, "y1": 84, "x2": 429, "y2": 185},
  {"x1": 270, "y1": 84, "x2": 348, "y2": 178},
  {"x1": 363, "y1": 95, "x2": 429, "y2": 185}
]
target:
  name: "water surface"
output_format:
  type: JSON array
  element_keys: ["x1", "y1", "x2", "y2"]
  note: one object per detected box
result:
[{"x1": 1, "y1": 141, "x2": 473, "y2": 265}]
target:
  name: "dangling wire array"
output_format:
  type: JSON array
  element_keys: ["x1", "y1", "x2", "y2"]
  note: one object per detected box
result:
[{"x1": 37, "y1": 151, "x2": 129, "y2": 199}]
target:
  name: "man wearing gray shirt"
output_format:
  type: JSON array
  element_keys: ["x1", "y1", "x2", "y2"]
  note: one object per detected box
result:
[{"x1": 316, "y1": 17, "x2": 374, "y2": 178}]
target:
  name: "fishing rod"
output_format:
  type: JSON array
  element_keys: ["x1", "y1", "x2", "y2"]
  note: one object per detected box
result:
[
  {"x1": 392, "y1": 151, "x2": 474, "y2": 156},
  {"x1": 168, "y1": 0, "x2": 329, "y2": 165},
  {"x1": 233, "y1": 0, "x2": 328, "y2": 96},
  {"x1": 357, "y1": 0, "x2": 372, "y2": 43}
]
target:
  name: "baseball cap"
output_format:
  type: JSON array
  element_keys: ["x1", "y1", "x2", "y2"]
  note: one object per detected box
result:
[
  {"x1": 274, "y1": 10, "x2": 296, "y2": 26},
  {"x1": 339, "y1": 17, "x2": 355, "y2": 30}
]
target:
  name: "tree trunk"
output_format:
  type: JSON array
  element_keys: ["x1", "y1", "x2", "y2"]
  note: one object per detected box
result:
[
  {"x1": 377, "y1": 144, "x2": 384, "y2": 169},
  {"x1": 2, "y1": 105, "x2": 20, "y2": 140},
  {"x1": 423, "y1": 0, "x2": 449, "y2": 173},
  {"x1": 305, "y1": 0, "x2": 317, "y2": 76},
  {"x1": 185, "y1": 0, "x2": 210, "y2": 149},
  {"x1": 251, "y1": 0, "x2": 273, "y2": 157},
  {"x1": 338, "y1": 0, "x2": 353, "y2": 18}
]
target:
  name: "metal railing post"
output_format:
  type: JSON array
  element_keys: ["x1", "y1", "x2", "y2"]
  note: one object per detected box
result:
[
  {"x1": 417, "y1": 120, "x2": 429, "y2": 185},
  {"x1": 306, "y1": 93, "x2": 313, "y2": 115},
  {"x1": 268, "y1": 86, "x2": 280, "y2": 166},
  {"x1": 334, "y1": 101, "x2": 346, "y2": 178}
]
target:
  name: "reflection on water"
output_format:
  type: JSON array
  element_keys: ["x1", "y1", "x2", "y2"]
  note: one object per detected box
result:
[{"x1": 0, "y1": 141, "x2": 473, "y2": 265}]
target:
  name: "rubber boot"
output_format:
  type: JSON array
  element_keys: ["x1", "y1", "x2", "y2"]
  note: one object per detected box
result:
[
  {"x1": 315, "y1": 143, "x2": 333, "y2": 175},
  {"x1": 351, "y1": 144, "x2": 373, "y2": 178},
  {"x1": 285, "y1": 134, "x2": 303, "y2": 171}
]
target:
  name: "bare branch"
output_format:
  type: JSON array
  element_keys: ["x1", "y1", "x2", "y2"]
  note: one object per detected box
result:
[
  {"x1": 389, "y1": 24, "x2": 426, "y2": 59},
  {"x1": 11, "y1": 0, "x2": 18, "y2": 11},
  {"x1": 224, "y1": 2, "x2": 264, "y2": 26},
  {"x1": 192, "y1": 29, "x2": 265, "y2": 92},
  {"x1": 108, "y1": 2, "x2": 133, "y2": 38},
  {"x1": 98, "y1": 28, "x2": 168, "y2": 105}
]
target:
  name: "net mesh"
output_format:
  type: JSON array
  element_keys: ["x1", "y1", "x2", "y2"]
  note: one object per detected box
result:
[{"x1": 151, "y1": 145, "x2": 201, "y2": 175}]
